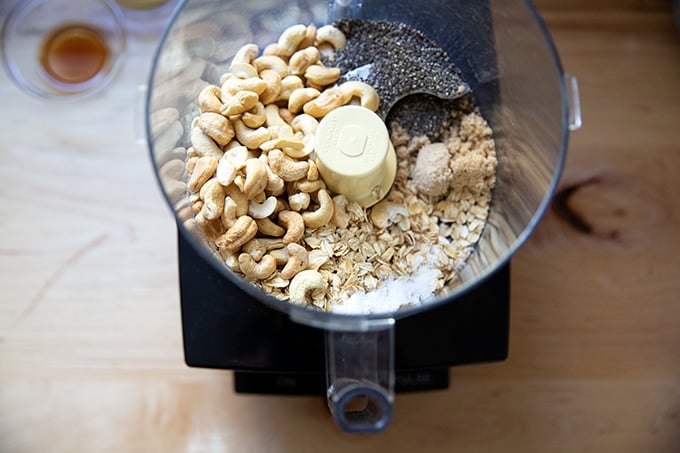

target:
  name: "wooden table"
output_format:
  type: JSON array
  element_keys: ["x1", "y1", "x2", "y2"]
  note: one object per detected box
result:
[{"x1": 1, "y1": 1, "x2": 679, "y2": 451}]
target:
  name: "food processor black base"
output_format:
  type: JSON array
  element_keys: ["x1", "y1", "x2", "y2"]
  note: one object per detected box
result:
[{"x1": 177, "y1": 230, "x2": 510, "y2": 395}]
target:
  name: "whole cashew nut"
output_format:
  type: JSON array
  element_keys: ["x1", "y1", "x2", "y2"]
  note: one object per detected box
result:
[
  {"x1": 251, "y1": 191, "x2": 267, "y2": 204},
  {"x1": 198, "y1": 85, "x2": 223, "y2": 114},
  {"x1": 316, "y1": 25, "x2": 346, "y2": 49},
  {"x1": 221, "y1": 249, "x2": 241, "y2": 273},
  {"x1": 248, "y1": 195, "x2": 278, "y2": 219},
  {"x1": 270, "y1": 247, "x2": 289, "y2": 266},
  {"x1": 259, "y1": 69, "x2": 282, "y2": 105},
  {"x1": 243, "y1": 158, "x2": 268, "y2": 200},
  {"x1": 233, "y1": 174, "x2": 245, "y2": 193},
  {"x1": 220, "y1": 91, "x2": 259, "y2": 116},
  {"x1": 288, "y1": 269, "x2": 326, "y2": 305},
  {"x1": 265, "y1": 104, "x2": 288, "y2": 128},
  {"x1": 297, "y1": 134, "x2": 315, "y2": 160},
  {"x1": 277, "y1": 75, "x2": 305, "y2": 103},
  {"x1": 279, "y1": 108, "x2": 295, "y2": 125},
  {"x1": 278, "y1": 210, "x2": 305, "y2": 244},
  {"x1": 268, "y1": 149, "x2": 309, "y2": 182},
  {"x1": 288, "y1": 192, "x2": 311, "y2": 211},
  {"x1": 233, "y1": 119, "x2": 272, "y2": 150},
  {"x1": 277, "y1": 24, "x2": 307, "y2": 57},
  {"x1": 275, "y1": 199, "x2": 288, "y2": 214},
  {"x1": 254, "y1": 55, "x2": 290, "y2": 78},
  {"x1": 215, "y1": 215, "x2": 258, "y2": 252},
  {"x1": 197, "y1": 112, "x2": 235, "y2": 146},
  {"x1": 195, "y1": 212, "x2": 226, "y2": 242},
  {"x1": 255, "y1": 217, "x2": 286, "y2": 237},
  {"x1": 199, "y1": 178, "x2": 225, "y2": 220},
  {"x1": 224, "y1": 183, "x2": 249, "y2": 216},
  {"x1": 369, "y1": 200, "x2": 409, "y2": 229},
  {"x1": 242, "y1": 237, "x2": 284, "y2": 262},
  {"x1": 185, "y1": 156, "x2": 198, "y2": 174},
  {"x1": 288, "y1": 87, "x2": 321, "y2": 114},
  {"x1": 228, "y1": 62, "x2": 258, "y2": 79},
  {"x1": 302, "y1": 189, "x2": 334, "y2": 228},
  {"x1": 280, "y1": 243, "x2": 309, "y2": 280},
  {"x1": 289, "y1": 46, "x2": 320, "y2": 76},
  {"x1": 277, "y1": 125, "x2": 295, "y2": 139},
  {"x1": 263, "y1": 43, "x2": 284, "y2": 57},
  {"x1": 241, "y1": 239, "x2": 266, "y2": 262},
  {"x1": 258, "y1": 155, "x2": 285, "y2": 196},
  {"x1": 216, "y1": 145, "x2": 247, "y2": 186},
  {"x1": 306, "y1": 159, "x2": 319, "y2": 181},
  {"x1": 302, "y1": 88, "x2": 348, "y2": 118},
  {"x1": 187, "y1": 156, "x2": 218, "y2": 193},
  {"x1": 304, "y1": 65, "x2": 341, "y2": 88},
  {"x1": 299, "y1": 24, "x2": 317, "y2": 50},
  {"x1": 259, "y1": 136, "x2": 303, "y2": 152},
  {"x1": 220, "y1": 76, "x2": 268, "y2": 97},
  {"x1": 242, "y1": 102, "x2": 266, "y2": 128},
  {"x1": 190, "y1": 126, "x2": 224, "y2": 160},
  {"x1": 339, "y1": 81, "x2": 380, "y2": 112},
  {"x1": 260, "y1": 137, "x2": 306, "y2": 160},
  {"x1": 295, "y1": 178, "x2": 326, "y2": 194},
  {"x1": 224, "y1": 140, "x2": 244, "y2": 152},
  {"x1": 331, "y1": 194, "x2": 350, "y2": 229},
  {"x1": 222, "y1": 197, "x2": 238, "y2": 229},
  {"x1": 230, "y1": 43, "x2": 259, "y2": 66},
  {"x1": 291, "y1": 114, "x2": 319, "y2": 135},
  {"x1": 192, "y1": 199, "x2": 203, "y2": 215},
  {"x1": 238, "y1": 253, "x2": 277, "y2": 280}
]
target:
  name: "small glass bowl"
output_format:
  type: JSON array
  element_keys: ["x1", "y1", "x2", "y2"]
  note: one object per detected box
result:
[
  {"x1": 114, "y1": 0, "x2": 179, "y2": 35},
  {"x1": 1, "y1": 0, "x2": 127, "y2": 100}
]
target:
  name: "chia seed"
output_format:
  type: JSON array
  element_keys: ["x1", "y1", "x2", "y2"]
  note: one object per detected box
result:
[
  {"x1": 386, "y1": 93, "x2": 475, "y2": 141},
  {"x1": 324, "y1": 19, "x2": 472, "y2": 139}
]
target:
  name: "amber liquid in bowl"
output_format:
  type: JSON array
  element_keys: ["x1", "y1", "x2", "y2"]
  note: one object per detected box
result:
[{"x1": 39, "y1": 24, "x2": 109, "y2": 85}]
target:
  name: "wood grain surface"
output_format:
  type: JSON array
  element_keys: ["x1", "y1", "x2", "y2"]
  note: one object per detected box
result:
[{"x1": 1, "y1": 0, "x2": 679, "y2": 451}]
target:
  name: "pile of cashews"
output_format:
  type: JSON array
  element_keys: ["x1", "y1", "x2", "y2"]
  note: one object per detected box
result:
[{"x1": 184, "y1": 23, "x2": 381, "y2": 307}]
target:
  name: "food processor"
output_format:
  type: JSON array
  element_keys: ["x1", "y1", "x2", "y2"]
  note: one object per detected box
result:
[{"x1": 146, "y1": 0, "x2": 581, "y2": 433}]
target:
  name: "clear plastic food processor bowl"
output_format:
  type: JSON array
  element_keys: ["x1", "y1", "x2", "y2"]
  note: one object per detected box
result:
[{"x1": 146, "y1": 0, "x2": 581, "y2": 433}]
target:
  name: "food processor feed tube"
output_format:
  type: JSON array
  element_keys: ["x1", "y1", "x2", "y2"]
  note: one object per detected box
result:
[
  {"x1": 326, "y1": 320, "x2": 395, "y2": 432},
  {"x1": 147, "y1": 0, "x2": 578, "y2": 434}
]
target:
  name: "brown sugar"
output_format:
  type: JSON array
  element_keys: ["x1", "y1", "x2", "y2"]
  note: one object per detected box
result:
[
  {"x1": 412, "y1": 143, "x2": 453, "y2": 197},
  {"x1": 446, "y1": 113, "x2": 497, "y2": 194}
]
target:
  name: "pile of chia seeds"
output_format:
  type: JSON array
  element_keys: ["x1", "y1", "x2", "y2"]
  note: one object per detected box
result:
[{"x1": 324, "y1": 19, "x2": 472, "y2": 140}]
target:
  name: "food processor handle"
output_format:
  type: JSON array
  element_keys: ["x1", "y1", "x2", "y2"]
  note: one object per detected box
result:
[
  {"x1": 325, "y1": 319, "x2": 395, "y2": 433},
  {"x1": 565, "y1": 73, "x2": 582, "y2": 131}
]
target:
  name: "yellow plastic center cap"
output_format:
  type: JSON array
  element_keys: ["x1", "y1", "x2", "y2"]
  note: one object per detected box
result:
[
  {"x1": 315, "y1": 105, "x2": 396, "y2": 208},
  {"x1": 338, "y1": 125, "x2": 367, "y2": 157}
]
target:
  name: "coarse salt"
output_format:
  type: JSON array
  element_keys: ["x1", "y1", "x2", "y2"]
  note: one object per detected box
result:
[
  {"x1": 344, "y1": 63, "x2": 372, "y2": 81},
  {"x1": 331, "y1": 265, "x2": 442, "y2": 314}
]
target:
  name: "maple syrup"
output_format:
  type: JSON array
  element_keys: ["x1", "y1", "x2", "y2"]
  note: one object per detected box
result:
[{"x1": 39, "y1": 24, "x2": 109, "y2": 85}]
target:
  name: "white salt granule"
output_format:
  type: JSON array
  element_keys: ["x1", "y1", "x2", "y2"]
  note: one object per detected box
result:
[
  {"x1": 331, "y1": 265, "x2": 442, "y2": 315},
  {"x1": 344, "y1": 63, "x2": 372, "y2": 81}
]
